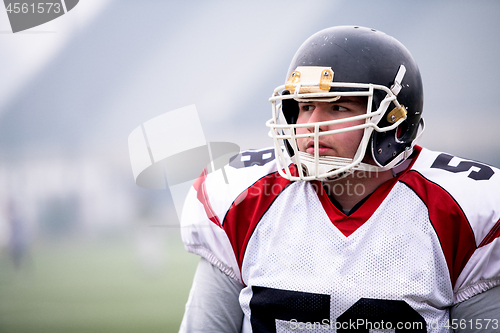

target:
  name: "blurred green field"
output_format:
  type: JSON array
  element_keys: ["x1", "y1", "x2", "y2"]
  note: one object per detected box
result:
[{"x1": 0, "y1": 232, "x2": 199, "y2": 333}]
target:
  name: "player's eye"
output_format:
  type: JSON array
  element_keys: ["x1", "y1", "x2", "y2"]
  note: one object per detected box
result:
[
  {"x1": 300, "y1": 104, "x2": 315, "y2": 112},
  {"x1": 332, "y1": 105, "x2": 348, "y2": 112}
]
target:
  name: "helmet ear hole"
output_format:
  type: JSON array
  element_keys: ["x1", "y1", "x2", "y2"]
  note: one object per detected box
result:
[
  {"x1": 282, "y1": 97, "x2": 299, "y2": 125},
  {"x1": 396, "y1": 120, "x2": 408, "y2": 140},
  {"x1": 284, "y1": 139, "x2": 295, "y2": 158}
]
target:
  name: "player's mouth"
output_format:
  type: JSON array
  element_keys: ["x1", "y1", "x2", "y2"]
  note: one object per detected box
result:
[{"x1": 305, "y1": 141, "x2": 333, "y2": 155}]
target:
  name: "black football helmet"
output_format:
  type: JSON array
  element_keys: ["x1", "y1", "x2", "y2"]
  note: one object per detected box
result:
[{"x1": 267, "y1": 26, "x2": 424, "y2": 180}]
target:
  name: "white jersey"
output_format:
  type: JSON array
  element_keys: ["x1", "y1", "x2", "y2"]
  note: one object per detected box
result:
[{"x1": 181, "y1": 146, "x2": 500, "y2": 332}]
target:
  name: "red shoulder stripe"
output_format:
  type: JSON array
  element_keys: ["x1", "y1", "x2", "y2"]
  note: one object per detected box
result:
[
  {"x1": 193, "y1": 168, "x2": 222, "y2": 228},
  {"x1": 223, "y1": 166, "x2": 295, "y2": 270},
  {"x1": 400, "y1": 170, "x2": 476, "y2": 287}
]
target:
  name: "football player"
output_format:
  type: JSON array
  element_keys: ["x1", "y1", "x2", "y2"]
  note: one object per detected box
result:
[{"x1": 179, "y1": 26, "x2": 500, "y2": 332}]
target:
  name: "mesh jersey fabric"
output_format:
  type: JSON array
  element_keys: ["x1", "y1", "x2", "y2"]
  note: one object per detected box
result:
[{"x1": 180, "y1": 146, "x2": 500, "y2": 332}]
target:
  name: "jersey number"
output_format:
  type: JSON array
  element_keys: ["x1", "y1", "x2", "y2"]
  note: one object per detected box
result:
[
  {"x1": 430, "y1": 153, "x2": 494, "y2": 180},
  {"x1": 229, "y1": 148, "x2": 275, "y2": 169},
  {"x1": 250, "y1": 286, "x2": 426, "y2": 332}
]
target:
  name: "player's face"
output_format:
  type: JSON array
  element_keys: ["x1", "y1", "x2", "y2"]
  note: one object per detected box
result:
[{"x1": 296, "y1": 97, "x2": 367, "y2": 159}]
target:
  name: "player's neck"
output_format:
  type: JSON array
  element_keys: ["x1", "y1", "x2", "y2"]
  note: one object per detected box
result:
[{"x1": 322, "y1": 169, "x2": 394, "y2": 212}]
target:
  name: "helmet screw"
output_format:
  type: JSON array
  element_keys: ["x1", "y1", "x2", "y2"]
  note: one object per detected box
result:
[
  {"x1": 323, "y1": 71, "x2": 329, "y2": 76},
  {"x1": 378, "y1": 148, "x2": 382, "y2": 154},
  {"x1": 392, "y1": 151, "x2": 397, "y2": 157},
  {"x1": 390, "y1": 115, "x2": 396, "y2": 122}
]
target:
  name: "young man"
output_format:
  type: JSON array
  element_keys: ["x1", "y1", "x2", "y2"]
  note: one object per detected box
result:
[{"x1": 179, "y1": 26, "x2": 500, "y2": 332}]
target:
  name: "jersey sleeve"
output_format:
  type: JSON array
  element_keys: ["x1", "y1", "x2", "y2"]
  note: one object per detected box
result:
[
  {"x1": 180, "y1": 166, "x2": 242, "y2": 281},
  {"x1": 450, "y1": 285, "x2": 500, "y2": 332},
  {"x1": 409, "y1": 148, "x2": 500, "y2": 303},
  {"x1": 179, "y1": 257, "x2": 244, "y2": 333}
]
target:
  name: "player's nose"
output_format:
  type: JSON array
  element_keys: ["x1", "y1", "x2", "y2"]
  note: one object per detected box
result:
[{"x1": 306, "y1": 106, "x2": 331, "y2": 131}]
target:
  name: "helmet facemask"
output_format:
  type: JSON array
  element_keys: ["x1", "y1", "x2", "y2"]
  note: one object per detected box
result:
[{"x1": 267, "y1": 65, "x2": 412, "y2": 181}]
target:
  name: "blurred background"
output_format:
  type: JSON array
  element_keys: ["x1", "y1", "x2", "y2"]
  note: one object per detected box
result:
[{"x1": 0, "y1": 1, "x2": 499, "y2": 332}]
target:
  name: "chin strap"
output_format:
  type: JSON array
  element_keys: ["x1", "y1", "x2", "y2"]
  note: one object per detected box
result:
[{"x1": 293, "y1": 152, "x2": 385, "y2": 180}]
